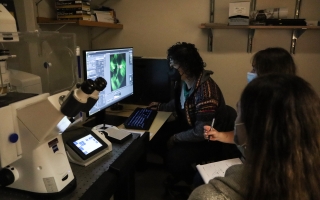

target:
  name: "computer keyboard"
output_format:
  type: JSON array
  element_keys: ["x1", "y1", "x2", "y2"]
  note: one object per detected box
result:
[{"x1": 124, "y1": 107, "x2": 158, "y2": 130}]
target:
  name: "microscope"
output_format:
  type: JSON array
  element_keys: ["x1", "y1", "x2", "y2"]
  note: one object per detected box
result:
[
  {"x1": 0, "y1": 3, "x2": 19, "y2": 95},
  {"x1": 0, "y1": 4, "x2": 109, "y2": 197},
  {"x1": 0, "y1": 77, "x2": 107, "y2": 195}
]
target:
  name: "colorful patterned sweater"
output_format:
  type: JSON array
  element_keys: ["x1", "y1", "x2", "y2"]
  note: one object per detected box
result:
[{"x1": 158, "y1": 70, "x2": 225, "y2": 142}]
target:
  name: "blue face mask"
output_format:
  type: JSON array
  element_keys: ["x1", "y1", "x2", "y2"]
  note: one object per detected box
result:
[{"x1": 247, "y1": 72, "x2": 257, "y2": 83}]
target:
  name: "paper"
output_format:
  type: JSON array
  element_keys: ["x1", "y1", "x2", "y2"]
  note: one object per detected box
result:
[
  {"x1": 196, "y1": 158, "x2": 242, "y2": 184},
  {"x1": 105, "y1": 127, "x2": 131, "y2": 140}
]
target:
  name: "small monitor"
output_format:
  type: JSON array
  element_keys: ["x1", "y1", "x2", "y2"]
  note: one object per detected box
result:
[
  {"x1": 66, "y1": 131, "x2": 109, "y2": 160},
  {"x1": 83, "y1": 47, "x2": 134, "y2": 118}
]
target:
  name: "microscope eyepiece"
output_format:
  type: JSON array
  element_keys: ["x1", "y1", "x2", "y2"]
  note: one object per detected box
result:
[
  {"x1": 94, "y1": 77, "x2": 107, "y2": 91},
  {"x1": 81, "y1": 79, "x2": 95, "y2": 94}
]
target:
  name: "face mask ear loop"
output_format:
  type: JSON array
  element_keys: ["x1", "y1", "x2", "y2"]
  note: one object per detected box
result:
[
  {"x1": 234, "y1": 122, "x2": 247, "y2": 156},
  {"x1": 0, "y1": 66, "x2": 5, "y2": 95},
  {"x1": 234, "y1": 122, "x2": 246, "y2": 144}
]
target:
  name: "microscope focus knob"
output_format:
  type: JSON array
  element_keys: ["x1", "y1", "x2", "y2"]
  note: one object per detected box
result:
[
  {"x1": 9, "y1": 133, "x2": 19, "y2": 143},
  {"x1": 0, "y1": 166, "x2": 19, "y2": 186}
]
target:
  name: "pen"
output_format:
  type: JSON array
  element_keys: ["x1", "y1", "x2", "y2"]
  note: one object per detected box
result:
[{"x1": 208, "y1": 118, "x2": 215, "y2": 142}]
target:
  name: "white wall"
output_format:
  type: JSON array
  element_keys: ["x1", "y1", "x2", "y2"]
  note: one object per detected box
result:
[
  {"x1": 23, "y1": 0, "x2": 320, "y2": 107},
  {"x1": 89, "y1": 0, "x2": 320, "y2": 108}
]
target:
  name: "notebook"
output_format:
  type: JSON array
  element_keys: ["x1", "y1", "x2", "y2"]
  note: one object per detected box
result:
[{"x1": 196, "y1": 158, "x2": 243, "y2": 184}]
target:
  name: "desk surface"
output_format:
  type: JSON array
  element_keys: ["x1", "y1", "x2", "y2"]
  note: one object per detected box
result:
[
  {"x1": 0, "y1": 105, "x2": 171, "y2": 200},
  {"x1": 105, "y1": 104, "x2": 172, "y2": 140},
  {"x1": 0, "y1": 104, "x2": 170, "y2": 199}
]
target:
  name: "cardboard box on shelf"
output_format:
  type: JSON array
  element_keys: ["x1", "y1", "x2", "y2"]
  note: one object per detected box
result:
[
  {"x1": 93, "y1": 10, "x2": 115, "y2": 23},
  {"x1": 229, "y1": 1, "x2": 250, "y2": 25}
]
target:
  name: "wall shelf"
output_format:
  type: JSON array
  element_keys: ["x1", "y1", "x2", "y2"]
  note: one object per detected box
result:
[
  {"x1": 199, "y1": 23, "x2": 320, "y2": 30},
  {"x1": 37, "y1": 17, "x2": 123, "y2": 48},
  {"x1": 199, "y1": 23, "x2": 320, "y2": 53},
  {"x1": 204, "y1": 0, "x2": 320, "y2": 54},
  {"x1": 37, "y1": 17, "x2": 123, "y2": 29}
]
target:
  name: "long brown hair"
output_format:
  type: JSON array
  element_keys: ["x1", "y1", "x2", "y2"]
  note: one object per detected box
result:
[
  {"x1": 252, "y1": 47, "x2": 296, "y2": 76},
  {"x1": 240, "y1": 74, "x2": 320, "y2": 200}
]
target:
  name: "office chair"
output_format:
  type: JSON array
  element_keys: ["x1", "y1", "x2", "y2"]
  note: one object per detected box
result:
[
  {"x1": 202, "y1": 104, "x2": 241, "y2": 163},
  {"x1": 213, "y1": 104, "x2": 237, "y2": 133}
]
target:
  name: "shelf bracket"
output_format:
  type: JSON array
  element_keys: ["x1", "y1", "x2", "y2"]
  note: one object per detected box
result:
[
  {"x1": 55, "y1": 23, "x2": 69, "y2": 32},
  {"x1": 89, "y1": 28, "x2": 110, "y2": 49},
  {"x1": 35, "y1": 0, "x2": 44, "y2": 18},
  {"x1": 294, "y1": 0, "x2": 302, "y2": 18},
  {"x1": 290, "y1": 0, "x2": 303, "y2": 54},
  {"x1": 247, "y1": 29, "x2": 255, "y2": 53},
  {"x1": 37, "y1": 22, "x2": 71, "y2": 32},
  {"x1": 208, "y1": 29, "x2": 213, "y2": 52},
  {"x1": 293, "y1": 28, "x2": 306, "y2": 39},
  {"x1": 290, "y1": 28, "x2": 306, "y2": 54},
  {"x1": 92, "y1": 29, "x2": 109, "y2": 41},
  {"x1": 207, "y1": 0, "x2": 215, "y2": 52},
  {"x1": 246, "y1": 0, "x2": 257, "y2": 53}
]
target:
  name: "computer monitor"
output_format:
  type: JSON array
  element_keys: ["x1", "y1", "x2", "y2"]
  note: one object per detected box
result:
[
  {"x1": 83, "y1": 47, "x2": 134, "y2": 121},
  {"x1": 120, "y1": 57, "x2": 173, "y2": 105}
]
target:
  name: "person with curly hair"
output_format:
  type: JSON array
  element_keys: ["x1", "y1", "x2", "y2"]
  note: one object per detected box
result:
[{"x1": 149, "y1": 42, "x2": 240, "y2": 195}]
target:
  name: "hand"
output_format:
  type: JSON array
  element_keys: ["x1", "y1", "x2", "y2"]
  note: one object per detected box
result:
[
  {"x1": 203, "y1": 125, "x2": 218, "y2": 141},
  {"x1": 148, "y1": 102, "x2": 159, "y2": 110},
  {"x1": 167, "y1": 135, "x2": 175, "y2": 149},
  {"x1": 203, "y1": 125, "x2": 235, "y2": 144}
]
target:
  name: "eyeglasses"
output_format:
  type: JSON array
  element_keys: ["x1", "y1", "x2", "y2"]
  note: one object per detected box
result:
[
  {"x1": 169, "y1": 58, "x2": 179, "y2": 69},
  {"x1": 169, "y1": 58, "x2": 174, "y2": 65}
]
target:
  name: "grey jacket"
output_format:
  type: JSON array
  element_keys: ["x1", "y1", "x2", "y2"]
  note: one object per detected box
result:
[{"x1": 188, "y1": 164, "x2": 245, "y2": 200}]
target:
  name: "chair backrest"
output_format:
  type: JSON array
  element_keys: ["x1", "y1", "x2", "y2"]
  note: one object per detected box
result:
[
  {"x1": 209, "y1": 105, "x2": 241, "y2": 162},
  {"x1": 213, "y1": 105, "x2": 237, "y2": 132}
]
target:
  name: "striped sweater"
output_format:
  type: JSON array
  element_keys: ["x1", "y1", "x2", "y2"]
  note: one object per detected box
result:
[{"x1": 158, "y1": 70, "x2": 225, "y2": 142}]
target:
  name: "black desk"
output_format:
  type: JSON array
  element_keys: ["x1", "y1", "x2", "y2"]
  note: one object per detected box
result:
[{"x1": 0, "y1": 127, "x2": 149, "y2": 200}]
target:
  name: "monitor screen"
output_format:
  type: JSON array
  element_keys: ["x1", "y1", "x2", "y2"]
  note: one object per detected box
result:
[
  {"x1": 120, "y1": 57, "x2": 173, "y2": 105},
  {"x1": 83, "y1": 47, "x2": 134, "y2": 117}
]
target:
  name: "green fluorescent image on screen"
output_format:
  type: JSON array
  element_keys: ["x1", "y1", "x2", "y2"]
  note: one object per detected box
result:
[
  {"x1": 83, "y1": 47, "x2": 133, "y2": 118},
  {"x1": 110, "y1": 53, "x2": 127, "y2": 91}
]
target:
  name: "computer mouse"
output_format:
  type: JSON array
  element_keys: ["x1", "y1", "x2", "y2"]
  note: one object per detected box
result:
[{"x1": 101, "y1": 131, "x2": 108, "y2": 136}]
